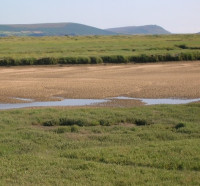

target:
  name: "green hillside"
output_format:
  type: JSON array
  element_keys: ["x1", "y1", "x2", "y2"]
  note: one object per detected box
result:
[
  {"x1": 0, "y1": 23, "x2": 172, "y2": 36},
  {"x1": 106, "y1": 25, "x2": 170, "y2": 35},
  {"x1": 0, "y1": 23, "x2": 116, "y2": 36}
]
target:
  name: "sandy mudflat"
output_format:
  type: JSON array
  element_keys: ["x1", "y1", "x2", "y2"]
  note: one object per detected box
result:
[{"x1": 0, "y1": 61, "x2": 200, "y2": 104}]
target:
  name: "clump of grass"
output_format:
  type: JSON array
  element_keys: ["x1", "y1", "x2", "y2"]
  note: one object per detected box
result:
[
  {"x1": 71, "y1": 125, "x2": 79, "y2": 133},
  {"x1": 176, "y1": 44, "x2": 188, "y2": 49},
  {"x1": 20, "y1": 58, "x2": 36, "y2": 65},
  {"x1": 101, "y1": 55, "x2": 129, "y2": 63},
  {"x1": 43, "y1": 120, "x2": 58, "y2": 126},
  {"x1": 59, "y1": 118, "x2": 86, "y2": 126},
  {"x1": 57, "y1": 57, "x2": 77, "y2": 64},
  {"x1": 43, "y1": 118, "x2": 94, "y2": 127},
  {"x1": 54, "y1": 127, "x2": 68, "y2": 134},
  {"x1": 176, "y1": 44, "x2": 200, "y2": 50},
  {"x1": 125, "y1": 117, "x2": 152, "y2": 126},
  {"x1": 90, "y1": 56, "x2": 103, "y2": 64},
  {"x1": 76, "y1": 57, "x2": 91, "y2": 64},
  {"x1": 35, "y1": 57, "x2": 58, "y2": 65},
  {"x1": 99, "y1": 119, "x2": 111, "y2": 126},
  {"x1": 135, "y1": 119, "x2": 149, "y2": 126},
  {"x1": 175, "y1": 123, "x2": 185, "y2": 129}
]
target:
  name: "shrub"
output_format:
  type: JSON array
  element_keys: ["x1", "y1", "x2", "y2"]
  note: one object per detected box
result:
[
  {"x1": 58, "y1": 57, "x2": 77, "y2": 64},
  {"x1": 129, "y1": 54, "x2": 159, "y2": 63},
  {"x1": 0, "y1": 58, "x2": 15, "y2": 66},
  {"x1": 19, "y1": 58, "x2": 36, "y2": 65},
  {"x1": 135, "y1": 119, "x2": 148, "y2": 126},
  {"x1": 59, "y1": 118, "x2": 86, "y2": 126},
  {"x1": 43, "y1": 120, "x2": 58, "y2": 126},
  {"x1": 58, "y1": 57, "x2": 91, "y2": 64},
  {"x1": 76, "y1": 57, "x2": 91, "y2": 64},
  {"x1": 90, "y1": 56, "x2": 103, "y2": 64},
  {"x1": 0, "y1": 58, "x2": 36, "y2": 66},
  {"x1": 165, "y1": 54, "x2": 177, "y2": 61},
  {"x1": 176, "y1": 44, "x2": 188, "y2": 49},
  {"x1": 101, "y1": 55, "x2": 128, "y2": 63},
  {"x1": 175, "y1": 123, "x2": 185, "y2": 129},
  {"x1": 99, "y1": 119, "x2": 111, "y2": 126},
  {"x1": 34, "y1": 57, "x2": 57, "y2": 65}
]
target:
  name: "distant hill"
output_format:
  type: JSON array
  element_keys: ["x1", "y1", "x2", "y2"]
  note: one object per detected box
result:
[
  {"x1": 0, "y1": 23, "x2": 171, "y2": 36},
  {"x1": 0, "y1": 23, "x2": 116, "y2": 36},
  {"x1": 106, "y1": 25, "x2": 170, "y2": 35}
]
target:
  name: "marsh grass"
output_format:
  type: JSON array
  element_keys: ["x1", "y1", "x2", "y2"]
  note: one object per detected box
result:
[
  {"x1": 0, "y1": 104, "x2": 200, "y2": 185},
  {"x1": 0, "y1": 35, "x2": 200, "y2": 66}
]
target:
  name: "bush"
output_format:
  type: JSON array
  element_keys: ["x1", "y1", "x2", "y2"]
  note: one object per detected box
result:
[
  {"x1": 176, "y1": 44, "x2": 188, "y2": 49},
  {"x1": 0, "y1": 58, "x2": 15, "y2": 66},
  {"x1": 19, "y1": 58, "x2": 36, "y2": 65},
  {"x1": 135, "y1": 119, "x2": 148, "y2": 126},
  {"x1": 43, "y1": 120, "x2": 58, "y2": 126},
  {"x1": 90, "y1": 56, "x2": 103, "y2": 64},
  {"x1": 58, "y1": 57, "x2": 77, "y2": 64},
  {"x1": 175, "y1": 123, "x2": 185, "y2": 129},
  {"x1": 101, "y1": 55, "x2": 128, "y2": 63},
  {"x1": 76, "y1": 57, "x2": 91, "y2": 64},
  {"x1": 99, "y1": 119, "x2": 111, "y2": 126},
  {"x1": 129, "y1": 55, "x2": 160, "y2": 63},
  {"x1": 43, "y1": 118, "x2": 93, "y2": 127},
  {"x1": 59, "y1": 118, "x2": 86, "y2": 126},
  {"x1": 58, "y1": 57, "x2": 91, "y2": 64},
  {"x1": 34, "y1": 57, "x2": 58, "y2": 65}
]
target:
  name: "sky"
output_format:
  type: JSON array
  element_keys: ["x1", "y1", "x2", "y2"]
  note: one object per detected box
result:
[{"x1": 0, "y1": 0, "x2": 199, "y2": 33}]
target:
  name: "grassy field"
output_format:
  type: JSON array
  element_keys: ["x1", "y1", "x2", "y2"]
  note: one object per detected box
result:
[
  {"x1": 0, "y1": 34, "x2": 200, "y2": 65},
  {"x1": 0, "y1": 104, "x2": 200, "y2": 185}
]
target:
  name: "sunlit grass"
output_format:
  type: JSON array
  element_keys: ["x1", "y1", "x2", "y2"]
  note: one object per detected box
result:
[{"x1": 0, "y1": 103, "x2": 199, "y2": 185}]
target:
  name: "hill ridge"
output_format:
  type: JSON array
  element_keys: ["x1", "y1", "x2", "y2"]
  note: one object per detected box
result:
[
  {"x1": 0, "y1": 23, "x2": 170, "y2": 36},
  {"x1": 106, "y1": 25, "x2": 171, "y2": 35},
  {"x1": 0, "y1": 22, "x2": 115, "y2": 36}
]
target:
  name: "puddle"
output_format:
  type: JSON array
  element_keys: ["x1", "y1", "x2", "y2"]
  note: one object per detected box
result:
[
  {"x1": 113, "y1": 97, "x2": 200, "y2": 105},
  {"x1": 0, "y1": 99, "x2": 108, "y2": 110},
  {"x1": 0, "y1": 97, "x2": 200, "y2": 110}
]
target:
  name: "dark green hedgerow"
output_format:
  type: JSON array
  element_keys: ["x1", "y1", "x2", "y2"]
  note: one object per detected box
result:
[{"x1": 0, "y1": 52, "x2": 200, "y2": 66}]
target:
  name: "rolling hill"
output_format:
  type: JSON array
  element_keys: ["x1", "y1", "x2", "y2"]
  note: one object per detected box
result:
[
  {"x1": 0, "y1": 23, "x2": 171, "y2": 36},
  {"x1": 106, "y1": 25, "x2": 170, "y2": 35},
  {"x1": 0, "y1": 23, "x2": 116, "y2": 36}
]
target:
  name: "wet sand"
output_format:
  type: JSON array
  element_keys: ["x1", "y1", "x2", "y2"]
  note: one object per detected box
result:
[{"x1": 0, "y1": 61, "x2": 200, "y2": 104}]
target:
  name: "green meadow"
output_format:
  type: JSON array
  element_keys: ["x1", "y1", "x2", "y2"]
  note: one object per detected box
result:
[
  {"x1": 0, "y1": 104, "x2": 200, "y2": 185},
  {"x1": 0, "y1": 34, "x2": 200, "y2": 65}
]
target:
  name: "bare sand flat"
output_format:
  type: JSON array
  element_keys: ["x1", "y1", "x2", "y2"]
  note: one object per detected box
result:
[{"x1": 0, "y1": 61, "x2": 200, "y2": 104}]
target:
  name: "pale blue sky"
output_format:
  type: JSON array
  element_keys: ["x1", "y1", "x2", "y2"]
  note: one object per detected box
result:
[{"x1": 0, "y1": 0, "x2": 199, "y2": 33}]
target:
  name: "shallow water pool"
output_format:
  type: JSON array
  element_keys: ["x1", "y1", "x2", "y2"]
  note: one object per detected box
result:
[{"x1": 0, "y1": 97, "x2": 200, "y2": 110}]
